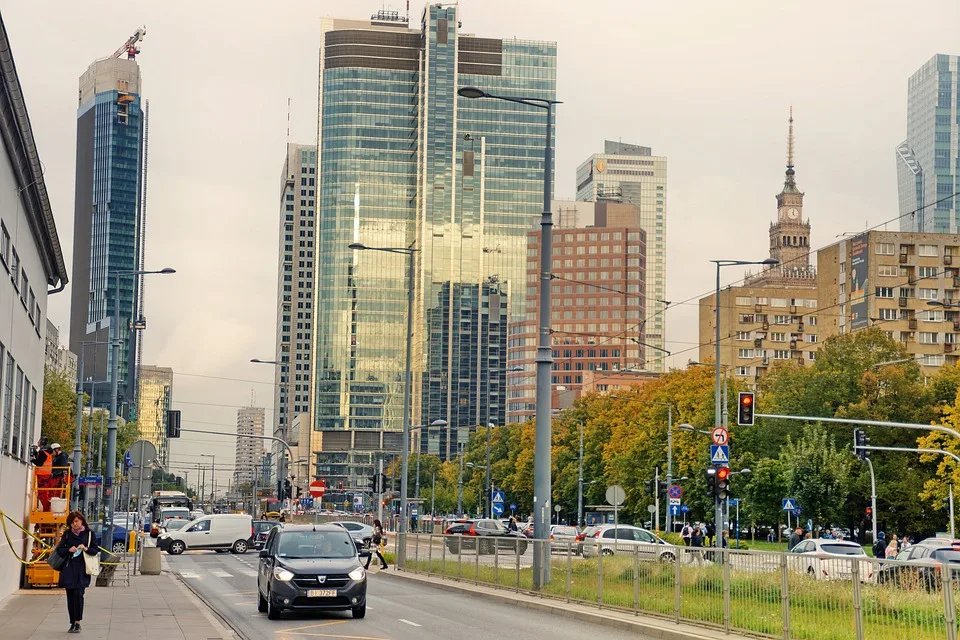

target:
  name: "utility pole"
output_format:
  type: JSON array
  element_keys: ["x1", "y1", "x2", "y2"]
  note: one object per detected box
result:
[
  {"x1": 654, "y1": 466, "x2": 660, "y2": 532},
  {"x1": 376, "y1": 457, "x2": 384, "y2": 525},
  {"x1": 457, "y1": 444, "x2": 465, "y2": 517},
  {"x1": 577, "y1": 422, "x2": 584, "y2": 528}
]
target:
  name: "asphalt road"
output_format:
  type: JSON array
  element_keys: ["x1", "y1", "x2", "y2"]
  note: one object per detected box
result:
[{"x1": 161, "y1": 549, "x2": 657, "y2": 639}]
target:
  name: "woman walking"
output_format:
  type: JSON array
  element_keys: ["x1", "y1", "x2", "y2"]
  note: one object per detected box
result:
[
  {"x1": 363, "y1": 519, "x2": 388, "y2": 571},
  {"x1": 56, "y1": 511, "x2": 100, "y2": 633}
]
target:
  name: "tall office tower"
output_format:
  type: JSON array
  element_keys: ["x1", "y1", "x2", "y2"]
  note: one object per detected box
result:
[
  {"x1": 313, "y1": 5, "x2": 556, "y2": 478},
  {"x1": 68, "y1": 46, "x2": 148, "y2": 413},
  {"x1": 576, "y1": 142, "x2": 667, "y2": 371},
  {"x1": 272, "y1": 144, "x2": 316, "y2": 483},
  {"x1": 897, "y1": 54, "x2": 960, "y2": 233},
  {"x1": 137, "y1": 365, "x2": 173, "y2": 465},
  {"x1": 235, "y1": 406, "x2": 266, "y2": 487}
]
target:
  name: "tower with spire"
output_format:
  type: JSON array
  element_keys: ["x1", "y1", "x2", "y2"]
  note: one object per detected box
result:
[{"x1": 747, "y1": 108, "x2": 816, "y2": 286}]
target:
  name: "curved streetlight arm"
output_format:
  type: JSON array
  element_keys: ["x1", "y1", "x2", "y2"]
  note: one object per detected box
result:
[
  {"x1": 755, "y1": 413, "x2": 960, "y2": 442},
  {"x1": 860, "y1": 444, "x2": 960, "y2": 464}
]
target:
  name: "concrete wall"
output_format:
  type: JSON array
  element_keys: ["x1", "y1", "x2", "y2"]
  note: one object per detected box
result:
[{"x1": 0, "y1": 132, "x2": 51, "y2": 601}]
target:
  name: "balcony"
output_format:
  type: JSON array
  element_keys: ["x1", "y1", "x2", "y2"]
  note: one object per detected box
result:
[
  {"x1": 909, "y1": 319, "x2": 918, "y2": 330},
  {"x1": 899, "y1": 254, "x2": 909, "y2": 264},
  {"x1": 898, "y1": 298, "x2": 908, "y2": 308},
  {"x1": 947, "y1": 343, "x2": 955, "y2": 353},
  {"x1": 946, "y1": 255, "x2": 953, "y2": 266}
]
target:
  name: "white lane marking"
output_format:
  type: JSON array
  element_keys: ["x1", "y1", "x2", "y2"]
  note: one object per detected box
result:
[
  {"x1": 399, "y1": 619, "x2": 422, "y2": 627},
  {"x1": 178, "y1": 572, "x2": 201, "y2": 579},
  {"x1": 238, "y1": 570, "x2": 257, "y2": 577},
  {"x1": 210, "y1": 570, "x2": 233, "y2": 578}
]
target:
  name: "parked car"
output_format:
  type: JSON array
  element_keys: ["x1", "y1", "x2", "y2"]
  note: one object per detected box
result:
[
  {"x1": 158, "y1": 514, "x2": 254, "y2": 555},
  {"x1": 575, "y1": 525, "x2": 602, "y2": 555},
  {"x1": 88, "y1": 522, "x2": 129, "y2": 555},
  {"x1": 550, "y1": 525, "x2": 580, "y2": 553},
  {"x1": 518, "y1": 522, "x2": 535, "y2": 538},
  {"x1": 580, "y1": 524, "x2": 676, "y2": 562},
  {"x1": 444, "y1": 519, "x2": 528, "y2": 554},
  {"x1": 787, "y1": 539, "x2": 873, "y2": 582},
  {"x1": 878, "y1": 544, "x2": 960, "y2": 589},
  {"x1": 253, "y1": 520, "x2": 279, "y2": 550},
  {"x1": 257, "y1": 524, "x2": 367, "y2": 620},
  {"x1": 330, "y1": 521, "x2": 374, "y2": 548}
]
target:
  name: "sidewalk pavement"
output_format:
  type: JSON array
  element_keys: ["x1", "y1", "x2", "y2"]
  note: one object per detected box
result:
[
  {"x1": 0, "y1": 571, "x2": 236, "y2": 640},
  {"x1": 383, "y1": 569, "x2": 749, "y2": 640}
]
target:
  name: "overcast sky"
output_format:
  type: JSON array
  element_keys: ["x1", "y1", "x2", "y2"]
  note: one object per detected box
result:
[{"x1": 3, "y1": 0, "x2": 959, "y2": 481}]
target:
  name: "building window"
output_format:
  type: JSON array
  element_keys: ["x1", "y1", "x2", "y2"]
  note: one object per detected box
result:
[
  {"x1": 876, "y1": 243, "x2": 895, "y2": 255},
  {"x1": 2, "y1": 353, "x2": 13, "y2": 453},
  {"x1": 920, "y1": 354, "x2": 945, "y2": 366},
  {"x1": 736, "y1": 296, "x2": 752, "y2": 306},
  {"x1": 806, "y1": 334, "x2": 818, "y2": 343},
  {"x1": 10, "y1": 249, "x2": 19, "y2": 289},
  {"x1": 878, "y1": 308, "x2": 897, "y2": 320},
  {"x1": 735, "y1": 366, "x2": 751, "y2": 376},
  {"x1": 920, "y1": 332, "x2": 939, "y2": 344},
  {"x1": 919, "y1": 245, "x2": 939, "y2": 257},
  {"x1": 774, "y1": 350, "x2": 790, "y2": 359},
  {"x1": 878, "y1": 265, "x2": 898, "y2": 277},
  {"x1": 0, "y1": 222, "x2": 8, "y2": 268},
  {"x1": 875, "y1": 287, "x2": 894, "y2": 298},
  {"x1": 918, "y1": 266, "x2": 939, "y2": 278},
  {"x1": 738, "y1": 348, "x2": 754, "y2": 358},
  {"x1": 773, "y1": 315, "x2": 790, "y2": 324},
  {"x1": 772, "y1": 332, "x2": 787, "y2": 342},
  {"x1": 919, "y1": 288, "x2": 939, "y2": 300},
  {"x1": 807, "y1": 316, "x2": 817, "y2": 326},
  {"x1": 735, "y1": 331, "x2": 752, "y2": 341}
]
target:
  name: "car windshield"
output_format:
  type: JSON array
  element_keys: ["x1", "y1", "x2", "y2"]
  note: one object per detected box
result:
[
  {"x1": 932, "y1": 549, "x2": 960, "y2": 563},
  {"x1": 277, "y1": 531, "x2": 356, "y2": 559},
  {"x1": 821, "y1": 544, "x2": 865, "y2": 556},
  {"x1": 165, "y1": 520, "x2": 189, "y2": 530}
]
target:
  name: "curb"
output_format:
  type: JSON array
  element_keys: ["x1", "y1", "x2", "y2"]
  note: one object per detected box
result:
[
  {"x1": 382, "y1": 570, "x2": 747, "y2": 640},
  {"x1": 168, "y1": 570, "x2": 243, "y2": 640}
]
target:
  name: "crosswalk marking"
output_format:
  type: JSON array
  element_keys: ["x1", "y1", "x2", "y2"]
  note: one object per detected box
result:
[
  {"x1": 178, "y1": 572, "x2": 200, "y2": 579},
  {"x1": 210, "y1": 570, "x2": 233, "y2": 578},
  {"x1": 238, "y1": 570, "x2": 257, "y2": 577},
  {"x1": 399, "y1": 619, "x2": 422, "y2": 627}
]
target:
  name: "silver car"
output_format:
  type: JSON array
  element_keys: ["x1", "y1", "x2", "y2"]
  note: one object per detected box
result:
[
  {"x1": 331, "y1": 521, "x2": 374, "y2": 547},
  {"x1": 581, "y1": 524, "x2": 676, "y2": 562},
  {"x1": 788, "y1": 539, "x2": 874, "y2": 582}
]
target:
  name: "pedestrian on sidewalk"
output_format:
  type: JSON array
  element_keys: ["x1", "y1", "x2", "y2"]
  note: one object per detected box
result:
[
  {"x1": 364, "y1": 519, "x2": 388, "y2": 571},
  {"x1": 680, "y1": 523, "x2": 692, "y2": 546},
  {"x1": 55, "y1": 510, "x2": 100, "y2": 634}
]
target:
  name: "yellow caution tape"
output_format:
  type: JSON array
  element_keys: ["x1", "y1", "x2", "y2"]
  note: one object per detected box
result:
[{"x1": 0, "y1": 509, "x2": 54, "y2": 565}]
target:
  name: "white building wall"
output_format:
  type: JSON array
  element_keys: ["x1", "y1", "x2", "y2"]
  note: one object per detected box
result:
[{"x1": 0, "y1": 138, "x2": 51, "y2": 602}]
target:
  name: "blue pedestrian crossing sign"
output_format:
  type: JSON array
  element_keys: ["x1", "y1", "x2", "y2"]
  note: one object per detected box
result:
[
  {"x1": 710, "y1": 445, "x2": 730, "y2": 464},
  {"x1": 669, "y1": 505, "x2": 681, "y2": 516},
  {"x1": 492, "y1": 490, "x2": 505, "y2": 516},
  {"x1": 782, "y1": 498, "x2": 798, "y2": 511}
]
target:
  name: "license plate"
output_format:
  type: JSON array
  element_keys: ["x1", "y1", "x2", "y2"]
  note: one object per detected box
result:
[
  {"x1": 307, "y1": 589, "x2": 337, "y2": 598},
  {"x1": 839, "y1": 573, "x2": 852, "y2": 579}
]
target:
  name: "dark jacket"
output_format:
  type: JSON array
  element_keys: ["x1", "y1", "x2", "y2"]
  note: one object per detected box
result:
[
  {"x1": 51, "y1": 451, "x2": 69, "y2": 478},
  {"x1": 788, "y1": 532, "x2": 803, "y2": 550},
  {"x1": 56, "y1": 528, "x2": 100, "y2": 589}
]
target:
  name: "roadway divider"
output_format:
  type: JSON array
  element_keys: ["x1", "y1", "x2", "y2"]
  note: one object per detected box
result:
[{"x1": 394, "y1": 532, "x2": 958, "y2": 640}]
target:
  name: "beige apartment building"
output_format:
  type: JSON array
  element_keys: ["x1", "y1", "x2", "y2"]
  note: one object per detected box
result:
[{"x1": 818, "y1": 231, "x2": 960, "y2": 372}]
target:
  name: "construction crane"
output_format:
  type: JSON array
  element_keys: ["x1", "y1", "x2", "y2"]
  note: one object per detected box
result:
[{"x1": 109, "y1": 26, "x2": 146, "y2": 60}]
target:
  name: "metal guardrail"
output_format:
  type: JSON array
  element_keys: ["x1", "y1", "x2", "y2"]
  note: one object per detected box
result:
[{"x1": 394, "y1": 533, "x2": 960, "y2": 640}]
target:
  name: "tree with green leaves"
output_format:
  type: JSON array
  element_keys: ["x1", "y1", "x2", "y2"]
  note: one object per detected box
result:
[{"x1": 779, "y1": 424, "x2": 855, "y2": 530}]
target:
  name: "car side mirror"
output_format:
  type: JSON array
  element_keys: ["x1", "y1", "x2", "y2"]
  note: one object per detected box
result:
[
  {"x1": 358, "y1": 549, "x2": 371, "y2": 558},
  {"x1": 259, "y1": 549, "x2": 269, "y2": 558}
]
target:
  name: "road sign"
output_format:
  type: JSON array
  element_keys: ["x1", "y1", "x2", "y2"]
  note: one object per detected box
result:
[
  {"x1": 77, "y1": 476, "x2": 102, "y2": 486},
  {"x1": 509, "y1": 503, "x2": 516, "y2": 511},
  {"x1": 300, "y1": 497, "x2": 314, "y2": 508},
  {"x1": 492, "y1": 490, "x2": 505, "y2": 516},
  {"x1": 411, "y1": 505, "x2": 418, "y2": 515},
  {"x1": 605, "y1": 485, "x2": 626, "y2": 506},
  {"x1": 127, "y1": 439, "x2": 157, "y2": 467},
  {"x1": 728, "y1": 498, "x2": 740, "y2": 506},
  {"x1": 710, "y1": 445, "x2": 730, "y2": 464},
  {"x1": 647, "y1": 504, "x2": 657, "y2": 514},
  {"x1": 669, "y1": 505, "x2": 681, "y2": 516},
  {"x1": 667, "y1": 484, "x2": 682, "y2": 500},
  {"x1": 711, "y1": 427, "x2": 729, "y2": 446},
  {"x1": 681, "y1": 504, "x2": 690, "y2": 513},
  {"x1": 309, "y1": 480, "x2": 326, "y2": 498},
  {"x1": 669, "y1": 498, "x2": 681, "y2": 506},
  {"x1": 782, "y1": 498, "x2": 798, "y2": 511}
]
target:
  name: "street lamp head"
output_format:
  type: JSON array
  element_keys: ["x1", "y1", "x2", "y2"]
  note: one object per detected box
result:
[
  {"x1": 927, "y1": 300, "x2": 946, "y2": 308},
  {"x1": 739, "y1": 468, "x2": 752, "y2": 475},
  {"x1": 458, "y1": 86, "x2": 487, "y2": 99},
  {"x1": 348, "y1": 243, "x2": 367, "y2": 251},
  {"x1": 761, "y1": 259, "x2": 779, "y2": 266},
  {"x1": 431, "y1": 419, "x2": 448, "y2": 427},
  {"x1": 250, "y1": 358, "x2": 263, "y2": 363},
  {"x1": 677, "y1": 423, "x2": 695, "y2": 432},
  {"x1": 159, "y1": 267, "x2": 176, "y2": 274}
]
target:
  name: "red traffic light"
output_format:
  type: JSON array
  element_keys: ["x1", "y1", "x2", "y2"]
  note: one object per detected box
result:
[
  {"x1": 865, "y1": 507, "x2": 873, "y2": 516},
  {"x1": 741, "y1": 395, "x2": 753, "y2": 407},
  {"x1": 717, "y1": 466, "x2": 731, "y2": 481}
]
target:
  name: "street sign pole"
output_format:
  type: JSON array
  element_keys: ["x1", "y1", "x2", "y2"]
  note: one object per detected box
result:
[{"x1": 654, "y1": 467, "x2": 660, "y2": 533}]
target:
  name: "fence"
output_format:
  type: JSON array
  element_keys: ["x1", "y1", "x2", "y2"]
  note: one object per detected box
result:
[{"x1": 394, "y1": 533, "x2": 959, "y2": 640}]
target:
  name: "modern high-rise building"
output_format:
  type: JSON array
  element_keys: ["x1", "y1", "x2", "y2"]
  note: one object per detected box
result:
[
  {"x1": 897, "y1": 54, "x2": 960, "y2": 233},
  {"x1": 576, "y1": 142, "x2": 667, "y2": 371},
  {"x1": 68, "y1": 49, "x2": 148, "y2": 414},
  {"x1": 507, "y1": 202, "x2": 647, "y2": 422},
  {"x1": 272, "y1": 144, "x2": 316, "y2": 482},
  {"x1": 137, "y1": 365, "x2": 172, "y2": 465},
  {"x1": 313, "y1": 5, "x2": 557, "y2": 482},
  {"x1": 235, "y1": 406, "x2": 266, "y2": 487}
]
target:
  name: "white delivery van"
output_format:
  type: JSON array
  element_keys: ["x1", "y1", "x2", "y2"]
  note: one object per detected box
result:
[
  {"x1": 160, "y1": 507, "x2": 191, "y2": 522},
  {"x1": 159, "y1": 514, "x2": 253, "y2": 555}
]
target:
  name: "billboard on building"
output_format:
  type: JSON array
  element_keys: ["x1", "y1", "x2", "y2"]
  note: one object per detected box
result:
[{"x1": 850, "y1": 234, "x2": 869, "y2": 330}]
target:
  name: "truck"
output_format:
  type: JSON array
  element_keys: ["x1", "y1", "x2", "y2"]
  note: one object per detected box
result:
[{"x1": 149, "y1": 491, "x2": 192, "y2": 523}]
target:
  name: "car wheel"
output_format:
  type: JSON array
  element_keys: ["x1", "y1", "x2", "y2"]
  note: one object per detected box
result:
[
  {"x1": 169, "y1": 541, "x2": 186, "y2": 555},
  {"x1": 661, "y1": 552, "x2": 676, "y2": 564},
  {"x1": 600, "y1": 548, "x2": 614, "y2": 556},
  {"x1": 807, "y1": 567, "x2": 816, "y2": 579},
  {"x1": 232, "y1": 540, "x2": 248, "y2": 554},
  {"x1": 267, "y1": 591, "x2": 282, "y2": 620},
  {"x1": 447, "y1": 540, "x2": 461, "y2": 554},
  {"x1": 258, "y1": 591, "x2": 267, "y2": 613},
  {"x1": 112, "y1": 540, "x2": 127, "y2": 554},
  {"x1": 479, "y1": 539, "x2": 493, "y2": 555},
  {"x1": 215, "y1": 549, "x2": 229, "y2": 554},
  {"x1": 352, "y1": 602, "x2": 366, "y2": 619}
]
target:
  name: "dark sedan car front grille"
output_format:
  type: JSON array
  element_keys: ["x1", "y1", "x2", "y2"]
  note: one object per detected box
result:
[{"x1": 292, "y1": 573, "x2": 350, "y2": 589}]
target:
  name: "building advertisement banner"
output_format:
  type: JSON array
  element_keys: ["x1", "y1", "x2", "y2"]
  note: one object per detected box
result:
[{"x1": 850, "y1": 234, "x2": 869, "y2": 330}]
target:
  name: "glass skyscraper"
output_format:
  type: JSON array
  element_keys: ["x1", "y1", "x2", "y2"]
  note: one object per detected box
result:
[
  {"x1": 897, "y1": 54, "x2": 960, "y2": 233},
  {"x1": 314, "y1": 5, "x2": 556, "y2": 480},
  {"x1": 69, "y1": 57, "x2": 146, "y2": 412}
]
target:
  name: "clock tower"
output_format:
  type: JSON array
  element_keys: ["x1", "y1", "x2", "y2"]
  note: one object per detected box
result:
[{"x1": 768, "y1": 108, "x2": 811, "y2": 271}]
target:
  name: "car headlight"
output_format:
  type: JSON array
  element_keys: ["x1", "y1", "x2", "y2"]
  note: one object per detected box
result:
[
  {"x1": 348, "y1": 567, "x2": 366, "y2": 582},
  {"x1": 273, "y1": 567, "x2": 295, "y2": 582}
]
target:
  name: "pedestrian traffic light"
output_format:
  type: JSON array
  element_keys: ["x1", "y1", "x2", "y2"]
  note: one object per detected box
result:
[
  {"x1": 737, "y1": 392, "x2": 755, "y2": 426},
  {"x1": 716, "y1": 466, "x2": 731, "y2": 500},
  {"x1": 338, "y1": 481, "x2": 344, "y2": 491},
  {"x1": 706, "y1": 467, "x2": 717, "y2": 498},
  {"x1": 166, "y1": 410, "x2": 181, "y2": 438},
  {"x1": 854, "y1": 429, "x2": 870, "y2": 461},
  {"x1": 865, "y1": 507, "x2": 872, "y2": 516},
  {"x1": 283, "y1": 479, "x2": 292, "y2": 500}
]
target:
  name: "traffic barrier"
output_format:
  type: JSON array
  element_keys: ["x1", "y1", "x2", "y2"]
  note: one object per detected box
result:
[{"x1": 399, "y1": 535, "x2": 959, "y2": 640}]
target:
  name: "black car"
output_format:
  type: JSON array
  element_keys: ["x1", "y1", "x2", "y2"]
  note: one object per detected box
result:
[
  {"x1": 444, "y1": 519, "x2": 528, "y2": 554},
  {"x1": 252, "y1": 520, "x2": 279, "y2": 550},
  {"x1": 257, "y1": 524, "x2": 369, "y2": 620}
]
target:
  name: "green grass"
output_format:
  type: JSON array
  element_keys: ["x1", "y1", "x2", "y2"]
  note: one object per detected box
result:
[{"x1": 401, "y1": 552, "x2": 950, "y2": 640}]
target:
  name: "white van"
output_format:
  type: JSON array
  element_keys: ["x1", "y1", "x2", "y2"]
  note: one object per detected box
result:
[
  {"x1": 160, "y1": 507, "x2": 191, "y2": 522},
  {"x1": 158, "y1": 514, "x2": 253, "y2": 555}
]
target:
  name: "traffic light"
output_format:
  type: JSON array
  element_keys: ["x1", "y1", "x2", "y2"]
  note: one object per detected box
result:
[
  {"x1": 657, "y1": 480, "x2": 668, "y2": 497},
  {"x1": 854, "y1": 429, "x2": 870, "y2": 461},
  {"x1": 716, "y1": 466, "x2": 731, "y2": 500},
  {"x1": 865, "y1": 507, "x2": 873, "y2": 517},
  {"x1": 706, "y1": 467, "x2": 717, "y2": 498},
  {"x1": 371, "y1": 473, "x2": 380, "y2": 493},
  {"x1": 737, "y1": 392, "x2": 755, "y2": 426},
  {"x1": 166, "y1": 409, "x2": 181, "y2": 438},
  {"x1": 338, "y1": 481, "x2": 344, "y2": 491},
  {"x1": 645, "y1": 479, "x2": 656, "y2": 496}
]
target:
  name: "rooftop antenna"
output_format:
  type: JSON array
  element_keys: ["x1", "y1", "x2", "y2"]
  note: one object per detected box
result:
[
  {"x1": 787, "y1": 106, "x2": 795, "y2": 170},
  {"x1": 286, "y1": 98, "x2": 291, "y2": 146}
]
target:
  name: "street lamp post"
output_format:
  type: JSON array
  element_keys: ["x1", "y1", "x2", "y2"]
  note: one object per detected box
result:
[
  {"x1": 456, "y1": 444, "x2": 465, "y2": 516},
  {"x1": 103, "y1": 267, "x2": 175, "y2": 552},
  {"x1": 415, "y1": 419, "x2": 447, "y2": 500},
  {"x1": 349, "y1": 242, "x2": 418, "y2": 564},
  {"x1": 485, "y1": 422, "x2": 493, "y2": 518},
  {"x1": 710, "y1": 258, "x2": 776, "y2": 548},
  {"x1": 459, "y1": 85, "x2": 560, "y2": 590},
  {"x1": 250, "y1": 358, "x2": 292, "y2": 506},
  {"x1": 466, "y1": 461, "x2": 487, "y2": 517},
  {"x1": 71, "y1": 340, "x2": 108, "y2": 511},
  {"x1": 202, "y1": 454, "x2": 216, "y2": 506}
]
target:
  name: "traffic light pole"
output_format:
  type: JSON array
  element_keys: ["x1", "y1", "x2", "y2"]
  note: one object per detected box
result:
[{"x1": 865, "y1": 457, "x2": 877, "y2": 543}]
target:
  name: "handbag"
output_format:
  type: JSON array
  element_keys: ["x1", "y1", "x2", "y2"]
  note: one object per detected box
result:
[
  {"x1": 47, "y1": 546, "x2": 67, "y2": 571},
  {"x1": 82, "y1": 532, "x2": 100, "y2": 577}
]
